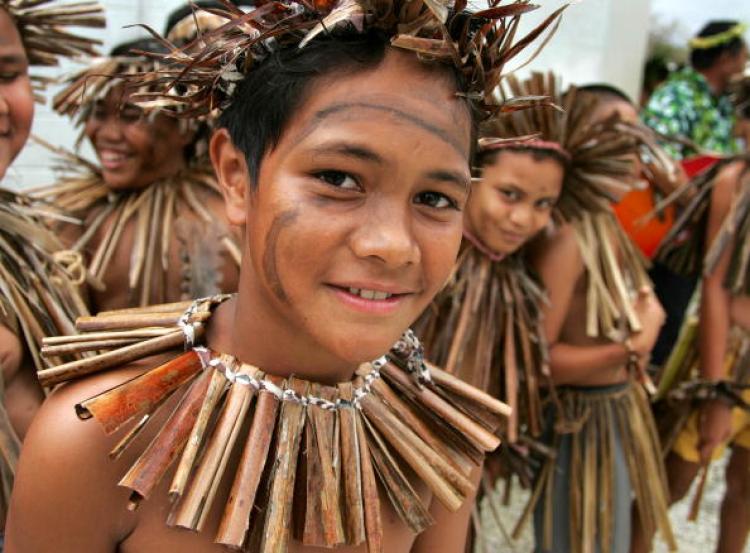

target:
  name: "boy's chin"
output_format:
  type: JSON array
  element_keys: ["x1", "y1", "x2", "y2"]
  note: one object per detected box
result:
[{"x1": 329, "y1": 329, "x2": 412, "y2": 366}]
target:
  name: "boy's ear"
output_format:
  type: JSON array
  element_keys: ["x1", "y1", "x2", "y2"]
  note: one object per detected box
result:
[{"x1": 210, "y1": 128, "x2": 251, "y2": 226}]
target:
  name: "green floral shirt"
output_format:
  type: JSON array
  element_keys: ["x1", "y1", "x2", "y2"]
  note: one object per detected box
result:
[{"x1": 642, "y1": 67, "x2": 739, "y2": 159}]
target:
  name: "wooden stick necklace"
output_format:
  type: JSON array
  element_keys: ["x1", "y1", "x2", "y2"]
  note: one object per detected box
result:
[{"x1": 39, "y1": 295, "x2": 510, "y2": 552}]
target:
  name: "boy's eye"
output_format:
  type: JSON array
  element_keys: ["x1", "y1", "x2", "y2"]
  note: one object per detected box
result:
[
  {"x1": 0, "y1": 72, "x2": 20, "y2": 83},
  {"x1": 315, "y1": 170, "x2": 360, "y2": 190},
  {"x1": 414, "y1": 191, "x2": 458, "y2": 210}
]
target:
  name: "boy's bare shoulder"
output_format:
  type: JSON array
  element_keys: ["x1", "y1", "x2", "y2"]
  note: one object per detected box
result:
[{"x1": 6, "y1": 356, "x2": 173, "y2": 552}]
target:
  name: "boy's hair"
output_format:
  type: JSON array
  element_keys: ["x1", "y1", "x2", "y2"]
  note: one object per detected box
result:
[
  {"x1": 577, "y1": 83, "x2": 634, "y2": 106},
  {"x1": 690, "y1": 21, "x2": 747, "y2": 70},
  {"x1": 218, "y1": 29, "x2": 476, "y2": 187}
]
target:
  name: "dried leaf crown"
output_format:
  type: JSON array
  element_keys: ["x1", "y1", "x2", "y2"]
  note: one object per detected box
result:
[
  {"x1": 119, "y1": 0, "x2": 566, "y2": 118},
  {"x1": 52, "y1": 39, "x2": 208, "y2": 146},
  {"x1": 53, "y1": 2, "x2": 236, "y2": 126},
  {"x1": 479, "y1": 71, "x2": 677, "y2": 222},
  {"x1": 0, "y1": 0, "x2": 104, "y2": 66}
]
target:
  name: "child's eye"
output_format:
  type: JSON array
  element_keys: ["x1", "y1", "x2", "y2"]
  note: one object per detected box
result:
[
  {"x1": 0, "y1": 72, "x2": 20, "y2": 83},
  {"x1": 119, "y1": 107, "x2": 144, "y2": 123},
  {"x1": 414, "y1": 191, "x2": 458, "y2": 210},
  {"x1": 536, "y1": 198, "x2": 555, "y2": 210},
  {"x1": 314, "y1": 170, "x2": 360, "y2": 190},
  {"x1": 499, "y1": 188, "x2": 520, "y2": 201}
]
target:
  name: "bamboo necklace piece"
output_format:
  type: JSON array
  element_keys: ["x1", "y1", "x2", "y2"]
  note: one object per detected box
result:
[{"x1": 39, "y1": 296, "x2": 510, "y2": 552}]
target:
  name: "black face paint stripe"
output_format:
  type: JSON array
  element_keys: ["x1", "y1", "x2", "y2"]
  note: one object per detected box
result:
[{"x1": 262, "y1": 209, "x2": 299, "y2": 303}]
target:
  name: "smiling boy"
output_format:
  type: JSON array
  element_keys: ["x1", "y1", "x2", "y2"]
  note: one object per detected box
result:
[
  {"x1": 5, "y1": 2, "x2": 562, "y2": 552},
  {"x1": 38, "y1": 30, "x2": 241, "y2": 311}
]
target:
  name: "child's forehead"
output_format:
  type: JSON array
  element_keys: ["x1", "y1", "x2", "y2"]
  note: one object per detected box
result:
[{"x1": 0, "y1": 11, "x2": 23, "y2": 50}]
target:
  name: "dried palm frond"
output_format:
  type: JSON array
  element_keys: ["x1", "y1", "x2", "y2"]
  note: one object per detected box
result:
[
  {"x1": 519, "y1": 382, "x2": 677, "y2": 552},
  {"x1": 416, "y1": 246, "x2": 550, "y2": 443},
  {"x1": 1, "y1": 0, "x2": 104, "y2": 67},
  {"x1": 653, "y1": 154, "x2": 750, "y2": 295},
  {"x1": 116, "y1": 0, "x2": 567, "y2": 119},
  {"x1": 2, "y1": 0, "x2": 104, "y2": 101},
  {"x1": 52, "y1": 52, "x2": 203, "y2": 139},
  {"x1": 0, "y1": 185, "x2": 89, "y2": 513},
  {"x1": 0, "y1": 187, "x2": 89, "y2": 372}
]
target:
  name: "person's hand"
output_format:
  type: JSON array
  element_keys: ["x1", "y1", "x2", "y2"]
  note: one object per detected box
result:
[
  {"x1": 630, "y1": 287, "x2": 666, "y2": 357},
  {"x1": 698, "y1": 398, "x2": 732, "y2": 464}
]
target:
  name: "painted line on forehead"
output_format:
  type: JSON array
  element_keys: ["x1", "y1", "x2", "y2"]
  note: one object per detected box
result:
[
  {"x1": 262, "y1": 209, "x2": 299, "y2": 304},
  {"x1": 291, "y1": 101, "x2": 469, "y2": 159}
]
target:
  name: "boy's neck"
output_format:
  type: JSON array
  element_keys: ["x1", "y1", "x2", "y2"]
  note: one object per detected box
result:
[{"x1": 205, "y1": 292, "x2": 360, "y2": 386}]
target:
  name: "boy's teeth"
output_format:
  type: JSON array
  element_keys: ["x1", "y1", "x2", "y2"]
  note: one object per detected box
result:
[{"x1": 346, "y1": 287, "x2": 393, "y2": 300}]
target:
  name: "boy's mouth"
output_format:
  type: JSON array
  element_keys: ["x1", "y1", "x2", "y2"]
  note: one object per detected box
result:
[
  {"x1": 326, "y1": 283, "x2": 415, "y2": 315},
  {"x1": 98, "y1": 148, "x2": 133, "y2": 170}
]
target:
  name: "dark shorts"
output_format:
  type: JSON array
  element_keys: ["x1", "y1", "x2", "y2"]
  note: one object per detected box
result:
[{"x1": 649, "y1": 261, "x2": 699, "y2": 366}]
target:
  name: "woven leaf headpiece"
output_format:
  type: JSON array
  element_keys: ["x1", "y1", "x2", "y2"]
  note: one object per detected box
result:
[
  {"x1": 480, "y1": 71, "x2": 679, "y2": 222},
  {"x1": 118, "y1": 0, "x2": 567, "y2": 118}
]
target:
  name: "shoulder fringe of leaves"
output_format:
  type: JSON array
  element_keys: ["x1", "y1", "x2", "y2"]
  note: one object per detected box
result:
[
  {"x1": 654, "y1": 153, "x2": 750, "y2": 292},
  {"x1": 1, "y1": 0, "x2": 104, "y2": 66}
]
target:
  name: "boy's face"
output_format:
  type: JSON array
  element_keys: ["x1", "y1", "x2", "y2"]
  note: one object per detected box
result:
[
  {"x1": 467, "y1": 150, "x2": 562, "y2": 255},
  {"x1": 0, "y1": 9, "x2": 33, "y2": 180},
  {"x1": 84, "y1": 84, "x2": 192, "y2": 190},
  {"x1": 217, "y1": 48, "x2": 472, "y2": 364}
]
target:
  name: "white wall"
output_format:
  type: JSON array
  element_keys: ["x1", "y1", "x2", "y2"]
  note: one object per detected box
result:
[
  {"x1": 650, "y1": 0, "x2": 750, "y2": 44},
  {"x1": 508, "y1": 0, "x2": 651, "y2": 101},
  {"x1": 2, "y1": 0, "x2": 664, "y2": 190}
]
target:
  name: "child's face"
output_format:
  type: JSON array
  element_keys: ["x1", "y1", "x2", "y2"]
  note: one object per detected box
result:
[
  {"x1": 0, "y1": 9, "x2": 33, "y2": 180},
  {"x1": 84, "y1": 84, "x2": 192, "y2": 190},
  {"x1": 466, "y1": 150, "x2": 562, "y2": 255},
  {"x1": 218, "y1": 48, "x2": 473, "y2": 364}
]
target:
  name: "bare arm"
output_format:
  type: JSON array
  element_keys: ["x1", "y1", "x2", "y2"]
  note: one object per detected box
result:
[
  {"x1": 696, "y1": 162, "x2": 745, "y2": 463},
  {"x1": 411, "y1": 465, "x2": 482, "y2": 553},
  {"x1": 530, "y1": 225, "x2": 630, "y2": 386},
  {"x1": 699, "y1": 163, "x2": 743, "y2": 381},
  {"x1": 5, "y1": 374, "x2": 137, "y2": 552}
]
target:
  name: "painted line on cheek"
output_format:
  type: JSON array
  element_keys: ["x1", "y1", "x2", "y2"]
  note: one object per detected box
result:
[{"x1": 262, "y1": 209, "x2": 299, "y2": 303}]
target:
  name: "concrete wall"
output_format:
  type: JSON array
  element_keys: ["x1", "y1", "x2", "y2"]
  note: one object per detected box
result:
[
  {"x1": 7, "y1": 0, "x2": 652, "y2": 189},
  {"x1": 510, "y1": 0, "x2": 651, "y2": 101}
]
